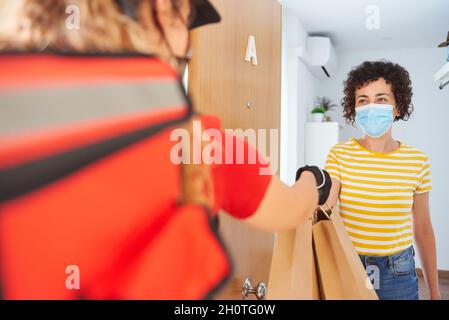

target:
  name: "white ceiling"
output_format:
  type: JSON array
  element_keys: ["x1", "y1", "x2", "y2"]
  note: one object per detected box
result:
[{"x1": 283, "y1": 0, "x2": 449, "y2": 52}]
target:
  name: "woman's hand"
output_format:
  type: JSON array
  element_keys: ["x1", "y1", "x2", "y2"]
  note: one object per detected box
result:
[
  {"x1": 430, "y1": 290, "x2": 441, "y2": 300},
  {"x1": 412, "y1": 192, "x2": 440, "y2": 301},
  {"x1": 321, "y1": 177, "x2": 341, "y2": 210}
]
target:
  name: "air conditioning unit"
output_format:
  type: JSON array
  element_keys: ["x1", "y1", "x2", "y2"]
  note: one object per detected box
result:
[
  {"x1": 434, "y1": 61, "x2": 449, "y2": 90},
  {"x1": 299, "y1": 36, "x2": 338, "y2": 79}
]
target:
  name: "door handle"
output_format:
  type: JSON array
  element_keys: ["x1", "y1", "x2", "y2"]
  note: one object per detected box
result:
[{"x1": 241, "y1": 277, "x2": 267, "y2": 300}]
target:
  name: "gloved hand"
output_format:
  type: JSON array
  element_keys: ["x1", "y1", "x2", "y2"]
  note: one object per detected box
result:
[{"x1": 295, "y1": 166, "x2": 332, "y2": 206}]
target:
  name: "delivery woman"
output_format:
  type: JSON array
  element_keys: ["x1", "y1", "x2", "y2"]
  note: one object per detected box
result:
[
  {"x1": 324, "y1": 60, "x2": 440, "y2": 300},
  {"x1": 0, "y1": 0, "x2": 331, "y2": 299}
]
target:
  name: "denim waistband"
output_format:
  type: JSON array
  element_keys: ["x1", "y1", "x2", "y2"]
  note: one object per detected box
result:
[{"x1": 359, "y1": 245, "x2": 415, "y2": 265}]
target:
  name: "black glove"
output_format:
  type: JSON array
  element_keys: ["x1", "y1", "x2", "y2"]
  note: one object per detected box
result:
[{"x1": 295, "y1": 166, "x2": 332, "y2": 206}]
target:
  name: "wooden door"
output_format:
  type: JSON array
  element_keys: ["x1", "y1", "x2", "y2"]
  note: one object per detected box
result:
[{"x1": 188, "y1": 0, "x2": 281, "y2": 300}]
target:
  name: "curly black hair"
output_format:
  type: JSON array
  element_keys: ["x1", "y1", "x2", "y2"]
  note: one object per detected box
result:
[{"x1": 342, "y1": 60, "x2": 413, "y2": 124}]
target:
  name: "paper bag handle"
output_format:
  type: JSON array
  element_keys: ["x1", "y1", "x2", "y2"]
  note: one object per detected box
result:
[{"x1": 314, "y1": 203, "x2": 333, "y2": 222}]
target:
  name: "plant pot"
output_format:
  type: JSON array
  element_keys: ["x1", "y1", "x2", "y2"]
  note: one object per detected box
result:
[{"x1": 311, "y1": 113, "x2": 324, "y2": 122}]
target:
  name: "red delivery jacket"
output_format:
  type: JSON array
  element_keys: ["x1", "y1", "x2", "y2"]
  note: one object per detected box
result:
[{"x1": 0, "y1": 53, "x2": 272, "y2": 299}]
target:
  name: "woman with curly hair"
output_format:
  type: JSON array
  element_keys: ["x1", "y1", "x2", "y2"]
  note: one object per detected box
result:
[{"x1": 324, "y1": 60, "x2": 440, "y2": 300}]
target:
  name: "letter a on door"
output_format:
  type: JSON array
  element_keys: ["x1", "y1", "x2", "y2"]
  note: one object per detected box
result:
[{"x1": 245, "y1": 35, "x2": 258, "y2": 66}]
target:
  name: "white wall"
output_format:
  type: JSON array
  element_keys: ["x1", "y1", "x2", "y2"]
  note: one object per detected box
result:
[
  {"x1": 318, "y1": 47, "x2": 449, "y2": 270},
  {"x1": 280, "y1": 9, "x2": 319, "y2": 185}
]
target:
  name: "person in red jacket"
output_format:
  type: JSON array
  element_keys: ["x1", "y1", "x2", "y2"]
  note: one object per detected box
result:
[{"x1": 0, "y1": 0, "x2": 331, "y2": 299}]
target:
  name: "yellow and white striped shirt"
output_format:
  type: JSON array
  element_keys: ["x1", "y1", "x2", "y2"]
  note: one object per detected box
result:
[{"x1": 325, "y1": 138, "x2": 432, "y2": 256}]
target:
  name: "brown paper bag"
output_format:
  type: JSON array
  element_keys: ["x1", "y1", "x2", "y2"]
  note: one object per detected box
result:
[
  {"x1": 267, "y1": 220, "x2": 319, "y2": 300},
  {"x1": 312, "y1": 208, "x2": 378, "y2": 300}
]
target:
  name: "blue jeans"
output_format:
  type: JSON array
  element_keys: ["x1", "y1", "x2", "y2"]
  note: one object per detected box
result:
[{"x1": 359, "y1": 246, "x2": 419, "y2": 300}]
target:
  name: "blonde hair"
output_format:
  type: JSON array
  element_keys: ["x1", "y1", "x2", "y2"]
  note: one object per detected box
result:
[{"x1": 0, "y1": 0, "x2": 161, "y2": 54}]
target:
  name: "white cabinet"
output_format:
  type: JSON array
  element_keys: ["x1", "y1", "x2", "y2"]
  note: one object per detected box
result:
[{"x1": 304, "y1": 122, "x2": 339, "y2": 168}]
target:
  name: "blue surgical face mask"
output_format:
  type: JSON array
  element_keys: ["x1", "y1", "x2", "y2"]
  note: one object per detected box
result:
[{"x1": 355, "y1": 103, "x2": 394, "y2": 138}]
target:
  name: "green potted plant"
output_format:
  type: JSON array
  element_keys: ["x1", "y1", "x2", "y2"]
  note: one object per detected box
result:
[
  {"x1": 311, "y1": 105, "x2": 325, "y2": 122},
  {"x1": 311, "y1": 97, "x2": 337, "y2": 122}
]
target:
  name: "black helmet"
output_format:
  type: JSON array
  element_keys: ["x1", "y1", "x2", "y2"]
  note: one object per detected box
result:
[{"x1": 189, "y1": 0, "x2": 221, "y2": 29}]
